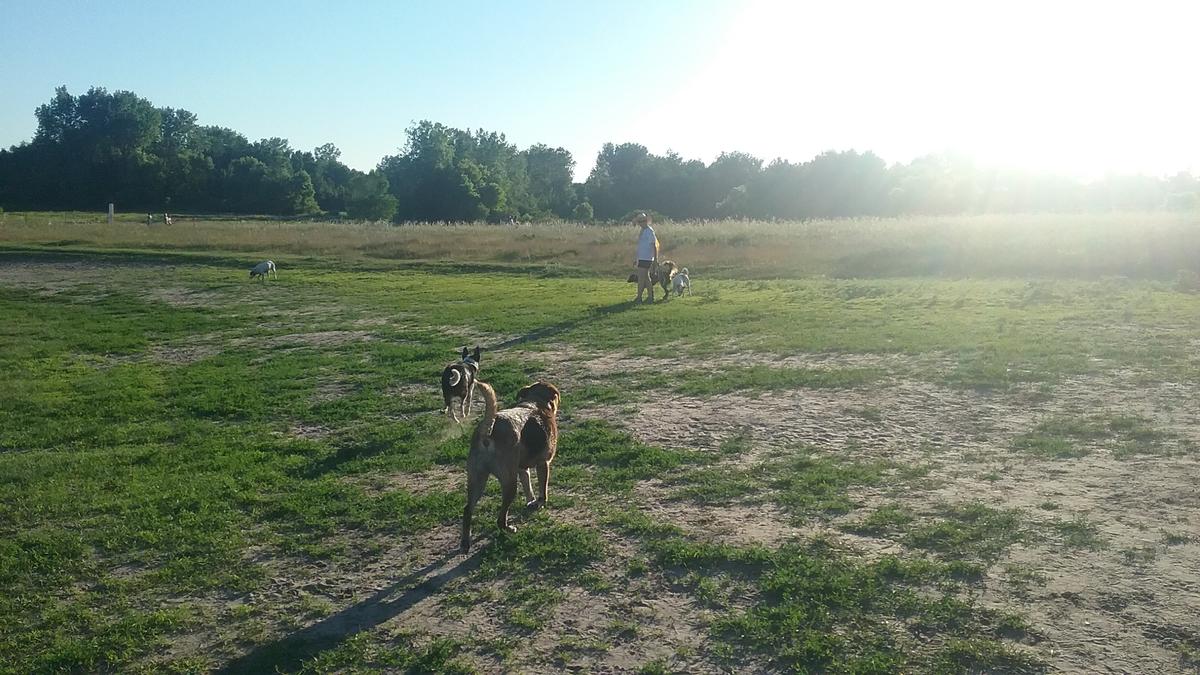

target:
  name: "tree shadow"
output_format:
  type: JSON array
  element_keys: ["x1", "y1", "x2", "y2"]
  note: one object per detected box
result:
[
  {"x1": 216, "y1": 547, "x2": 483, "y2": 674},
  {"x1": 485, "y1": 300, "x2": 635, "y2": 352}
]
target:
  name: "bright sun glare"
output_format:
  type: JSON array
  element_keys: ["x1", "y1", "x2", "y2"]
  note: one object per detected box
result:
[{"x1": 629, "y1": 0, "x2": 1199, "y2": 177}]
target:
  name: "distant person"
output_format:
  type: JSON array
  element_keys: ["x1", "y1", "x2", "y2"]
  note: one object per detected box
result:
[
  {"x1": 163, "y1": 213, "x2": 173, "y2": 226},
  {"x1": 146, "y1": 213, "x2": 153, "y2": 225},
  {"x1": 632, "y1": 212, "x2": 659, "y2": 303}
]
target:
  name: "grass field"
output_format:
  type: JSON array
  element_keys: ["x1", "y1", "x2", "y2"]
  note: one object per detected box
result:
[
  {"x1": 2, "y1": 216, "x2": 1200, "y2": 673},
  {"x1": 3, "y1": 210, "x2": 1200, "y2": 280}
]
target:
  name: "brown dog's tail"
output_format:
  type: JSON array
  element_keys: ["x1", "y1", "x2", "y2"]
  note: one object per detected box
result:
[{"x1": 473, "y1": 381, "x2": 499, "y2": 447}]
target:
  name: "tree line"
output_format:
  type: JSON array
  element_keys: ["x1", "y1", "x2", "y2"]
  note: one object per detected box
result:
[{"x1": 1, "y1": 86, "x2": 1196, "y2": 221}]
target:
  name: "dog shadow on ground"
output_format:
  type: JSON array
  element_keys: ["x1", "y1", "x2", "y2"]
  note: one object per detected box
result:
[
  {"x1": 216, "y1": 548, "x2": 484, "y2": 674},
  {"x1": 487, "y1": 300, "x2": 635, "y2": 352}
]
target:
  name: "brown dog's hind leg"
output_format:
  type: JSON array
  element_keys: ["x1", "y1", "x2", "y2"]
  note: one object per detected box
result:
[
  {"x1": 497, "y1": 474, "x2": 518, "y2": 533},
  {"x1": 519, "y1": 468, "x2": 536, "y2": 507},
  {"x1": 460, "y1": 468, "x2": 487, "y2": 552}
]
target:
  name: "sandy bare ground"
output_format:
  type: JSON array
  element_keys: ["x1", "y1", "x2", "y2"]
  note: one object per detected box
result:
[{"x1": 539, "y1": 348, "x2": 1200, "y2": 674}]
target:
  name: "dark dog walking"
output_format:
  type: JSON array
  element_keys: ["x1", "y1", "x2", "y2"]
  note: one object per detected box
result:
[{"x1": 441, "y1": 346, "x2": 481, "y2": 422}]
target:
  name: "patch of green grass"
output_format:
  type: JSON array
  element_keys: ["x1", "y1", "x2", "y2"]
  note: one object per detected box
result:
[
  {"x1": 296, "y1": 631, "x2": 476, "y2": 674},
  {"x1": 647, "y1": 537, "x2": 773, "y2": 571},
  {"x1": 606, "y1": 618, "x2": 640, "y2": 640},
  {"x1": 578, "y1": 569, "x2": 614, "y2": 593},
  {"x1": 552, "y1": 635, "x2": 609, "y2": 663},
  {"x1": 566, "y1": 381, "x2": 631, "y2": 409},
  {"x1": 1109, "y1": 413, "x2": 1172, "y2": 457},
  {"x1": 507, "y1": 586, "x2": 568, "y2": 632},
  {"x1": 1161, "y1": 530, "x2": 1194, "y2": 546},
  {"x1": 1000, "y1": 563, "x2": 1048, "y2": 598},
  {"x1": 717, "y1": 429, "x2": 754, "y2": 456},
  {"x1": 637, "y1": 658, "x2": 671, "y2": 675},
  {"x1": 767, "y1": 454, "x2": 890, "y2": 520},
  {"x1": 471, "y1": 520, "x2": 605, "y2": 632},
  {"x1": 297, "y1": 593, "x2": 335, "y2": 619},
  {"x1": 477, "y1": 519, "x2": 605, "y2": 579},
  {"x1": 904, "y1": 502, "x2": 1027, "y2": 562},
  {"x1": 558, "y1": 421, "x2": 707, "y2": 489},
  {"x1": 668, "y1": 465, "x2": 762, "y2": 504},
  {"x1": 625, "y1": 558, "x2": 650, "y2": 578},
  {"x1": 637, "y1": 535, "x2": 1043, "y2": 673},
  {"x1": 930, "y1": 638, "x2": 1043, "y2": 673},
  {"x1": 945, "y1": 354, "x2": 1065, "y2": 390},
  {"x1": 601, "y1": 508, "x2": 685, "y2": 539},
  {"x1": 1016, "y1": 414, "x2": 1169, "y2": 460},
  {"x1": 1013, "y1": 420, "x2": 1094, "y2": 459},
  {"x1": 841, "y1": 503, "x2": 917, "y2": 536},
  {"x1": 1049, "y1": 515, "x2": 1107, "y2": 551}
]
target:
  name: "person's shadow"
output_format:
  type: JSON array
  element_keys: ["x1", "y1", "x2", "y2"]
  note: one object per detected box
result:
[
  {"x1": 485, "y1": 299, "x2": 635, "y2": 351},
  {"x1": 216, "y1": 548, "x2": 483, "y2": 674}
]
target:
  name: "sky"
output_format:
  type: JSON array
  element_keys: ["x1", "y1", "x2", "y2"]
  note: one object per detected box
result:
[{"x1": 1, "y1": 0, "x2": 1197, "y2": 181}]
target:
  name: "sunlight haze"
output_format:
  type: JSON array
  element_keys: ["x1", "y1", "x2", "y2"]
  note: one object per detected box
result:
[{"x1": 631, "y1": 0, "x2": 1200, "y2": 178}]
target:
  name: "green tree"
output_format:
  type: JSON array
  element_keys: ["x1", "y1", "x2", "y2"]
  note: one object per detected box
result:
[
  {"x1": 523, "y1": 144, "x2": 575, "y2": 217},
  {"x1": 288, "y1": 170, "x2": 320, "y2": 214},
  {"x1": 572, "y1": 201, "x2": 594, "y2": 221},
  {"x1": 345, "y1": 171, "x2": 398, "y2": 220}
]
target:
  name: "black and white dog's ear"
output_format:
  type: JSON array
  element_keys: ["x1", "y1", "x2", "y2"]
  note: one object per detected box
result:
[
  {"x1": 461, "y1": 346, "x2": 469, "y2": 359},
  {"x1": 472, "y1": 346, "x2": 482, "y2": 361}
]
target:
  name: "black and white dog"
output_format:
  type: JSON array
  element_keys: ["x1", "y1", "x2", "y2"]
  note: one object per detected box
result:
[{"x1": 441, "y1": 346, "x2": 481, "y2": 422}]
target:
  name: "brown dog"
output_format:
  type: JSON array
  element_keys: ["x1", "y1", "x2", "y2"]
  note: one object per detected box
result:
[
  {"x1": 650, "y1": 260, "x2": 678, "y2": 301},
  {"x1": 627, "y1": 260, "x2": 678, "y2": 301},
  {"x1": 460, "y1": 381, "x2": 561, "y2": 553}
]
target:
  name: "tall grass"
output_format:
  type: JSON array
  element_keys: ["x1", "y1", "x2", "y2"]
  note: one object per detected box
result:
[{"x1": 2, "y1": 211, "x2": 1197, "y2": 279}]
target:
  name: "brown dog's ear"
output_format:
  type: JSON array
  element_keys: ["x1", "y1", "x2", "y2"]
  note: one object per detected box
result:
[
  {"x1": 461, "y1": 346, "x2": 469, "y2": 359},
  {"x1": 472, "y1": 346, "x2": 481, "y2": 361},
  {"x1": 517, "y1": 382, "x2": 560, "y2": 411}
]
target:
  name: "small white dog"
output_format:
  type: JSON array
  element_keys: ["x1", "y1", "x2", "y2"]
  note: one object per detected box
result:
[
  {"x1": 249, "y1": 260, "x2": 277, "y2": 281},
  {"x1": 672, "y1": 267, "x2": 691, "y2": 296}
]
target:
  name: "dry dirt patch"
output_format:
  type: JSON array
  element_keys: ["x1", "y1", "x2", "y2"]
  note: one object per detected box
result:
[{"x1": 547, "y1": 351, "x2": 1200, "y2": 674}]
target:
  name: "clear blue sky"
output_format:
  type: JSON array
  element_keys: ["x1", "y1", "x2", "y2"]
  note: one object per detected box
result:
[{"x1": 2, "y1": 0, "x2": 1197, "y2": 180}]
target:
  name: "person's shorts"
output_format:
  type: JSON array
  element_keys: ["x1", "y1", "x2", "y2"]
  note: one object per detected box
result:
[{"x1": 637, "y1": 259, "x2": 653, "y2": 269}]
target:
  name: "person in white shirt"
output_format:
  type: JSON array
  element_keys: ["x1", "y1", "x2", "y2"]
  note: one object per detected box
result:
[{"x1": 632, "y1": 212, "x2": 659, "y2": 303}]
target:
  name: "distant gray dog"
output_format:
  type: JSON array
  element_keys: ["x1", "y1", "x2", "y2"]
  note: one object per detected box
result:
[{"x1": 249, "y1": 260, "x2": 277, "y2": 281}]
